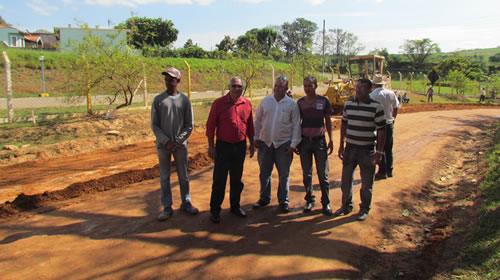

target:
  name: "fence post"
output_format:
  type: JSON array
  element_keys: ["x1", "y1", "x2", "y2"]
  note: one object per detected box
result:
[
  {"x1": 438, "y1": 77, "x2": 442, "y2": 94},
  {"x1": 82, "y1": 55, "x2": 92, "y2": 114},
  {"x1": 269, "y1": 63, "x2": 275, "y2": 94},
  {"x1": 398, "y1": 72, "x2": 402, "y2": 91},
  {"x1": 2, "y1": 51, "x2": 13, "y2": 122},
  {"x1": 184, "y1": 60, "x2": 191, "y2": 100},
  {"x1": 142, "y1": 62, "x2": 148, "y2": 108}
]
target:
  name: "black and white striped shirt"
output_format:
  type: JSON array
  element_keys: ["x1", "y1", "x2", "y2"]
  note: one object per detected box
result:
[{"x1": 341, "y1": 97, "x2": 386, "y2": 148}]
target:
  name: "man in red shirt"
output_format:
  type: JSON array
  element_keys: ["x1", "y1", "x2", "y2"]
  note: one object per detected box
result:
[{"x1": 206, "y1": 76, "x2": 255, "y2": 223}]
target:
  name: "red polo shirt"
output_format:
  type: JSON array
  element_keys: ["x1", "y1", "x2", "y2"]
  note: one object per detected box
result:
[{"x1": 206, "y1": 93, "x2": 254, "y2": 143}]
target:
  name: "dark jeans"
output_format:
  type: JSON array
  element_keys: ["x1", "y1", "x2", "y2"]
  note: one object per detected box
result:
[
  {"x1": 378, "y1": 122, "x2": 394, "y2": 176},
  {"x1": 340, "y1": 145, "x2": 376, "y2": 212},
  {"x1": 210, "y1": 140, "x2": 246, "y2": 215},
  {"x1": 298, "y1": 137, "x2": 330, "y2": 205}
]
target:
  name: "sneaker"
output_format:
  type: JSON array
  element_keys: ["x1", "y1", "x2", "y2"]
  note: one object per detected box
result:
[
  {"x1": 230, "y1": 208, "x2": 247, "y2": 217},
  {"x1": 158, "y1": 207, "x2": 174, "y2": 221},
  {"x1": 180, "y1": 201, "x2": 199, "y2": 215},
  {"x1": 334, "y1": 206, "x2": 353, "y2": 216},
  {"x1": 322, "y1": 204, "x2": 333, "y2": 216},
  {"x1": 252, "y1": 200, "x2": 269, "y2": 209},
  {"x1": 210, "y1": 213, "x2": 220, "y2": 224},
  {"x1": 357, "y1": 210, "x2": 369, "y2": 221},
  {"x1": 303, "y1": 202, "x2": 315, "y2": 213},
  {"x1": 279, "y1": 203, "x2": 290, "y2": 213},
  {"x1": 375, "y1": 173, "x2": 387, "y2": 180},
  {"x1": 387, "y1": 171, "x2": 393, "y2": 178}
]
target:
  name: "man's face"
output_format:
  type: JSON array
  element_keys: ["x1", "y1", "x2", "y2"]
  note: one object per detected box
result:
[
  {"x1": 356, "y1": 82, "x2": 370, "y2": 101},
  {"x1": 274, "y1": 79, "x2": 288, "y2": 97},
  {"x1": 229, "y1": 78, "x2": 244, "y2": 97},
  {"x1": 165, "y1": 74, "x2": 179, "y2": 92},
  {"x1": 303, "y1": 79, "x2": 317, "y2": 96}
]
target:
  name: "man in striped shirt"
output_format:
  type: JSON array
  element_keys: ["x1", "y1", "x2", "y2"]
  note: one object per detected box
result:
[{"x1": 335, "y1": 78, "x2": 386, "y2": 221}]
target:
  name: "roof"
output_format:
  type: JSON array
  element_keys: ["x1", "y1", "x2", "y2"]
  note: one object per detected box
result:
[{"x1": 24, "y1": 34, "x2": 41, "y2": 42}]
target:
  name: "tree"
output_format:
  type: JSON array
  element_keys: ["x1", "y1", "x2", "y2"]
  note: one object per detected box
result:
[
  {"x1": 436, "y1": 55, "x2": 486, "y2": 81},
  {"x1": 401, "y1": 38, "x2": 440, "y2": 70},
  {"x1": 252, "y1": 27, "x2": 278, "y2": 56},
  {"x1": 292, "y1": 52, "x2": 321, "y2": 80},
  {"x1": 0, "y1": 16, "x2": 7, "y2": 25},
  {"x1": 235, "y1": 32, "x2": 259, "y2": 54},
  {"x1": 183, "y1": 39, "x2": 196, "y2": 48},
  {"x1": 68, "y1": 25, "x2": 154, "y2": 116},
  {"x1": 115, "y1": 16, "x2": 178, "y2": 49},
  {"x1": 326, "y1": 28, "x2": 364, "y2": 67},
  {"x1": 489, "y1": 53, "x2": 500, "y2": 63},
  {"x1": 448, "y1": 70, "x2": 473, "y2": 95},
  {"x1": 216, "y1": 35, "x2": 234, "y2": 52},
  {"x1": 278, "y1": 18, "x2": 318, "y2": 57}
]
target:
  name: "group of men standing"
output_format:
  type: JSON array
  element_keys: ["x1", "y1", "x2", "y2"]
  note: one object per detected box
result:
[{"x1": 151, "y1": 67, "x2": 399, "y2": 224}]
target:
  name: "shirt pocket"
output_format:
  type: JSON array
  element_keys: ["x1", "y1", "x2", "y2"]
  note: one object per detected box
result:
[{"x1": 279, "y1": 108, "x2": 291, "y2": 124}]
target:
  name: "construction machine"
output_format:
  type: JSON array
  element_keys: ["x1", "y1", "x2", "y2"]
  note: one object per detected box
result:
[{"x1": 324, "y1": 55, "x2": 388, "y2": 114}]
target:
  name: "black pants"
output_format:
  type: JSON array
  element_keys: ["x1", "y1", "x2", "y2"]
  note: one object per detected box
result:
[{"x1": 210, "y1": 140, "x2": 246, "y2": 215}]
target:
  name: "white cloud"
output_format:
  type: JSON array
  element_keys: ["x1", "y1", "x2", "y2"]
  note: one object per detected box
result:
[
  {"x1": 61, "y1": 0, "x2": 73, "y2": 4},
  {"x1": 0, "y1": 4, "x2": 4, "y2": 9},
  {"x1": 84, "y1": 0, "x2": 215, "y2": 7},
  {"x1": 26, "y1": 0, "x2": 59, "y2": 16},
  {"x1": 309, "y1": 0, "x2": 326, "y2": 5},
  {"x1": 175, "y1": 31, "x2": 242, "y2": 50},
  {"x1": 237, "y1": 0, "x2": 270, "y2": 3}
]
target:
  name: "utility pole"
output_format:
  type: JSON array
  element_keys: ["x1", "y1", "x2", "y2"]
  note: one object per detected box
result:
[{"x1": 322, "y1": 20, "x2": 326, "y2": 75}]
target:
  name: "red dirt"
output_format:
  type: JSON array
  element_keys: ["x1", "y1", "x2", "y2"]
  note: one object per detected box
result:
[{"x1": 0, "y1": 104, "x2": 498, "y2": 279}]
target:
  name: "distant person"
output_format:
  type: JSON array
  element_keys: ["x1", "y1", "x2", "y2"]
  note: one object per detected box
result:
[
  {"x1": 253, "y1": 76, "x2": 301, "y2": 213},
  {"x1": 206, "y1": 76, "x2": 255, "y2": 224},
  {"x1": 151, "y1": 67, "x2": 199, "y2": 222},
  {"x1": 427, "y1": 86, "x2": 434, "y2": 103},
  {"x1": 336, "y1": 78, "x2": 386, "y2": 221},
  {"x1": 297, "y1": 76, "x2": 334, "y2": 215},
  {"x1": 370, "y1": 74, "x2": 399, "y2": 180},
  {"x1": 479, "y1": 87, "x2": 486, "y2": 103},
  {"x1": 402, "y1": 92, "x2": 410, "y2": 103}
]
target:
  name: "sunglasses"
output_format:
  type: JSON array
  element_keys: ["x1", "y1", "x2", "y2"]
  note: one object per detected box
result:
[{"x1": 231, "y1": 84, "x2": 243, "y2": 88}]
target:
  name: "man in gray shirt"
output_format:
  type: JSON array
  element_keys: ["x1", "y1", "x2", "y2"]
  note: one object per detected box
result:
[{"x1": 151, "y1": 67, "x2": 199, "y2": 221}]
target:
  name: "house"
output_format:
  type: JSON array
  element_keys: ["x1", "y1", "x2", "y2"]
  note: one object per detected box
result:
[
  {"x1": 57, "y1": 27, "x2": 128, "y2": 52},
  {"x1": 32, "y1": 33, "x2": 58, "y2": 50},
  {"x1": 0, "y1": 24, "x2": 25, "y2": 48},
  {"x1": 24, "y1": 34, "x2": 43, "y2": 49}
]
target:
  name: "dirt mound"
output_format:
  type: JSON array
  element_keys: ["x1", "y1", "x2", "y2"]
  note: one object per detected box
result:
[{"x1": 0, "y1": 152, "x2": 213, "y2": 219}]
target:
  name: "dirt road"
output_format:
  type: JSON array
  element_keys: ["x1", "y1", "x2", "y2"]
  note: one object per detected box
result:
[{"x1": 0, "y1": 108, "x2": 498, "y2": 279}]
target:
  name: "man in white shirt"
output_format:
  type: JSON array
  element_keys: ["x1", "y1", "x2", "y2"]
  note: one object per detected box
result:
[
  {"x1": 370, "y1": 74, "x2": 400, "y2": 180},
  {"x1": 253, "y1": 76, "x2": 302, "y2": 213}
]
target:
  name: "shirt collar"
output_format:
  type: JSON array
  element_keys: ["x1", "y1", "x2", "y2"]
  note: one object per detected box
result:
[{"x1": 224, "y1": 93, "x2": 245, "y2": 104}]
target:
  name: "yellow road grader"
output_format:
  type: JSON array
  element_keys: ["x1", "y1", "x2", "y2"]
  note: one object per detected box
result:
[{"x1": 324, "y1": 55, "x2": 387, "y2": 114}]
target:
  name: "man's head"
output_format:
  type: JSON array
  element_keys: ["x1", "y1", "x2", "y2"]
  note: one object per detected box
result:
[
  {"x1": 274, "y1": 76, "x2": 289, "y2": 98},
  {"x1": 228, "y1": 76, "x2": 244, "y2": 98},
  {"x1": 356, "y1": 78, "x2": 372, "y2": 101},
  {"x1": 371, "y1": 74, "x2": 385, "y2": 88},
  {"x1": 162, "y1": 67, "x2": 181, "y2": 93},
  {"x1": 303, "y1": 76, "x2": 318, "y2": 96}
]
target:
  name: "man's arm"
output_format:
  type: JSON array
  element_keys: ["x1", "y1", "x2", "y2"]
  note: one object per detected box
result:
[
  {"x1": 288, "y1": 103, "x2": 302, "y2": 154},
  {"x1": 325, "y1": 112, "x2": 334, "y2": 155},
  {"x1": 206, "y1": 101, "x2": 218, "y2": 160},
  {"x1": 151, "y1": 98, "x2": 170, "y2": 146},
  {"x1": 176, "y1": 98, "x2": 194, "y2": 144},
  {"x1": 253, "y1": 102, "x2": 263, "y2": 149},
  {"x1": 338, "y1": 120, "x2": 347, "y2": 160}
]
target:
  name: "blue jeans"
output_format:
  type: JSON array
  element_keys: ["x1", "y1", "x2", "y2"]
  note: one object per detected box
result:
[
  {"x1": 378, "y1": 122, "x2": 394, "y2": 175},
  {"x1": 298, "y1": 137, "x2": 330, "y2": 205},
  {"x1": 340, "y1": 145, "x2": 376, "y2": 212},
  {"x1": 257, "y1": 141, "x2": 293, "y2": 205},
  {"x1": 157, "y1": 145, "x2": 191, "y2": 209},
  {"x1": 210, "y1": 140, "x2": 246, "y2": 215}
]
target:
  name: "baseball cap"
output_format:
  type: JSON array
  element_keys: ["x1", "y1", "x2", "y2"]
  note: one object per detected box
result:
[{"x1": 162, "y1": 67, "x2": 181, "y2": 79}]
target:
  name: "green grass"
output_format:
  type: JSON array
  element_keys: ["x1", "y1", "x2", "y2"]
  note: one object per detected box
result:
[{"x1": 452, "y1": 122, "x2": 500, "y2": 279}]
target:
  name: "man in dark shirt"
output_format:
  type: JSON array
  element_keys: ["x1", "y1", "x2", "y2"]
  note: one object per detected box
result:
[
  {"x1": 297, "y1": 76, "x2": 334, "y2": 215},
  {"x1": 206, "y1": 76, "x2": 255, "y2": 223}
]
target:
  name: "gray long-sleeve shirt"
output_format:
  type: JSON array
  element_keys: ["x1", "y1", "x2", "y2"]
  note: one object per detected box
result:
[{"x1": 151, "y1": 91, "x2": 194, "y2": 148}]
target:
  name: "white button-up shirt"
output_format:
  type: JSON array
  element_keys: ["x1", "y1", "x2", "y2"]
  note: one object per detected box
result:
[
  {"x1": 370, "y1": 87, "x2": 400, "y2": 124},
  {"x1": 254, "y1": 94, "x2": 302, "y2": 149}
]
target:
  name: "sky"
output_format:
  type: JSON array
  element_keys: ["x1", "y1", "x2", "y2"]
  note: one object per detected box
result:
[{"x1": 1, "y1": 0, "x2": 499, "y2": 54}]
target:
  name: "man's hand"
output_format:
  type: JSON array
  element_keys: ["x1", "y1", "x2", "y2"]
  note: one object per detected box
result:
[
  {"x1": 286, "y1": 146, "x2": 296, "y2": 155},
  {"x1": 254, "y1": 139, "x2": 263, "y2": 149},
  {"x1": 249, "y1": 143, "x2": 255, "y2": 158},
  {"x1": 369, "y1": 153, "x2": 382, "y2": 166},
  {"x1": 165, "y1": 140, "x2": 177, "y2": 153},
  {"x1": 327, "y1": 140, "x2": 334, "y2": 155},
  {"x1": 208, "y1": 145, "x2": 216, "y2": 160},
  {"x1": 338, "y1": 145, "x2": 344, "y2": 160}
]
